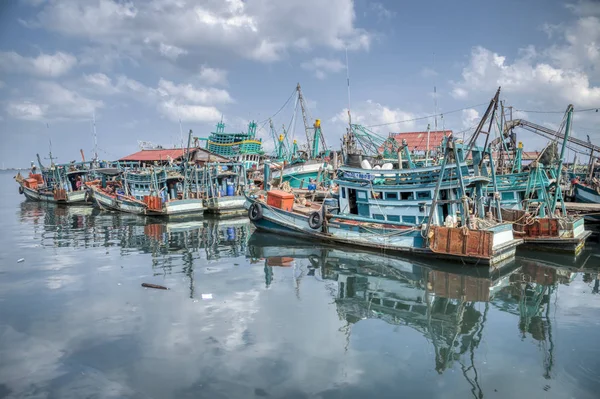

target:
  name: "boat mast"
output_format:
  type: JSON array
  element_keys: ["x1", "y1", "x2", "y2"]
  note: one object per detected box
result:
[{"x1": 296, "y1": 83, "x2": 312, "y2": 154}]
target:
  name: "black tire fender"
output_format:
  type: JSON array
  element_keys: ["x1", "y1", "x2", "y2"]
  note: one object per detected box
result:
[
  {"x1": 18, "y1": 186, "x2": 24, "y2": 195},
  {"x1": 248, "y1": 202, "x2": 263, "y2": 221},
  {"x1": 308, "y1": 211, "x2": 323, "y2": 230}
]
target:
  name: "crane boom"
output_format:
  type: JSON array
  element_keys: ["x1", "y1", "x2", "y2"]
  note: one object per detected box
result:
[{"x1": 504, "y1": 119, "x2": 600, "y2": 154}]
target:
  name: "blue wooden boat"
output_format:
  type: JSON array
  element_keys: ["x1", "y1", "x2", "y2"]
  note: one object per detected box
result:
[
  {"x1": 246, "y1": 137, "x2": 523, "y2": 266},
  {"x1": 489, "y1": 104, "x2": 591, "y2": 254},
  {"x1": 203, "y1": 162, "x2": 248, "y2": 215},
  {"x1": 15, "y1": 157, "x2": 94, "y2": 204}
]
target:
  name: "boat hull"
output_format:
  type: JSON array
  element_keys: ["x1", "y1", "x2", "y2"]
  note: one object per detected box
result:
[
  {"x1": 247, "y1": 197, "x2": 521, "y2": 266},
  {"x1": 147, "y1": 199, "x2": 205, "y2": 216},
  {"x1": 272, "y1": 162, "x2": 330, "y2": 189},
  {"x1": 205, "y1": 196, "x2": 246, "y2": 215},
  {"x1": 21, "y1": 185, "x2": 88, "y2": 204},
  {"x1": 90, "y1": 187, "x2": 146, "y2": 215}
]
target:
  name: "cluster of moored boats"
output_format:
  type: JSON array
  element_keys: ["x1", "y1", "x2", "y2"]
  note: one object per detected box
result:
[{"x1": 15, "y1": 88, "x2": 597, "y2": 267}]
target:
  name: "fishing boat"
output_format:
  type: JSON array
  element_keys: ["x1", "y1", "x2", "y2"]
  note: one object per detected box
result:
[
  {"x1": 15, "y1": 155, "x2": 93, "y2": 204},
  {"x1": 89, "y1": 165, "x2": 205, "y2": 216},
  {"x1": 246, "y1": 135, "x2": 523, "y2": 266},
  {"x1": 206, "y1": 119, "x2": 264, "y2": 170},
  {"x1": 489, "y1": 101, "x2": 591, "y2": 253},
  {"x1": 203, "y1": 162, "x2": 248, "y2": 215}
]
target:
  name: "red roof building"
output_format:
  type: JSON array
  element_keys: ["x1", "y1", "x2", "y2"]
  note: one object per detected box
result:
[
  {"x1": 119, "y1": 147, "x2": 228, "y2": 164},
  {"x1": 389, "y1": 130, "x2": 452, "y2": 152}
]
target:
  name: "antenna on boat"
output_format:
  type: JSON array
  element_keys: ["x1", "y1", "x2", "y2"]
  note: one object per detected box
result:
[
  {"x1": 345, "y1": 47, "x2": 352, "y2": 130},
  {"x1": 433, "y1": 52, "x2": 438, "y2": 133},
  {"x1": 92, "y1": 111, "x2": 98, "y2": 162},
  {"x1": 179, "y1": 117, "x2": 184, "y2": 149}
]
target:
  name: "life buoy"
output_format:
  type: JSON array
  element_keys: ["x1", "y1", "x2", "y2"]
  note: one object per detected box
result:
[
  {"x1": 18, "y1": 186, "x2": 24, "y2": 195},
  {"x1": 308, "y1": 211, "x2": 323, "y2": 230},
  {"x1": 248, "y1": 202, "x2": 263, "y2": 221}
]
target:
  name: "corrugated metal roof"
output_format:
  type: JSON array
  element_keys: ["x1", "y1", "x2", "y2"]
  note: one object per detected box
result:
[
  {"x1": 119, "y1": 148, "x2": 190, "y2": 162},
  {"x1": 389, "y1": 131, "x2": 452, "y2": 151},
  {"x1": 119, "y1": 147, "x2": 230, "y2": 163}
]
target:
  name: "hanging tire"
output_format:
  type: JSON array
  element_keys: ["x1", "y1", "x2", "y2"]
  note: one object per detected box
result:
[
  {"x1": 308, "y1": 211, "x2": 323, "y2": 230},
  {"x1": 248, "y1": 202, "x2": 263, "y2": 221},
  {"x1": 84, "y1": 190, "x2": 91, "y2": 203},
  {"x1": 18, "y1": 186, "x2": 24, "y2": 195}
]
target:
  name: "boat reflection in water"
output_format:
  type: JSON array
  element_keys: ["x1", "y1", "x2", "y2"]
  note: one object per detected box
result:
[
  {"x1": 249, "y1": 232, "x2": 599, "y2": 394},
  {"x1": 19, "y1": 201, "x2": 251, "y2": 297}
]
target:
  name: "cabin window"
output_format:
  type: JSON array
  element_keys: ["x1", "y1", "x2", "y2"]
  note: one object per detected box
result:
[
  {"x1": 371, "y1": 191, "x2": 383, "y2": 199},
  {"x1": 416, "y1": 191, "x2": 431, "y2": 200},
  {"x1": 402, "y1": 215, "x2": 417, "y2": 224},
  {"x1": 385, "y1": 192, "x2": 398, "y2": 200},
  {"x1": 357, "y1": 191, "x2": 367, "y2": 200},
  {"x1": 501, "y1": 192, "x2": 515, "y2": 201},
  {"x1": 341, "y1": 187, "x2": 346, "y2": 199},
  {"x1": 372, "y1": 214, "x2": 385, "y2": 221},
  {"x1": 400, "y1": 192, "x2": 413, "y2": 200},
  {"x1": 387, "y1": 215, "x2": 400, "y2": 222},
  {"x1": 419, "y1": 216, "x2": 429, "y2": 224}
]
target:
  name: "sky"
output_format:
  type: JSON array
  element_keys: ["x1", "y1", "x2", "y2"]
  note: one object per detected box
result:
[{"x1": 0, "y1": 0, "x2": 599, "y2": 167}]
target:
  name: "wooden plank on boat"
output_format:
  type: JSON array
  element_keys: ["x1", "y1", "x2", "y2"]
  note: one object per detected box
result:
[
  {"x1": 429, "y1": 226, "x2": 492, "y2": 259},
  {"x1": 564, "y1": 202, "x2": 600, "y2": 212}
]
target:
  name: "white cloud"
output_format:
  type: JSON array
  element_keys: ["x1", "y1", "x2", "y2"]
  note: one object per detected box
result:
[
  {"x1": 158, "y1": 42, "x2": 188, "y2": 60},
  {"x1": 451, "y1": 87, "x2": 468, "y2": 99},
  {"x1": 461, "y1": 108, "x2": 480, "y2": 129},
  {"x1": 83, "y1": 73, "x2": 119, "y2": 94},
  {"x1": 158, "y1": 100, "x2": 222, "y2": 123},
  {"x1": 301, "y1": 57, "x2": 345, "y2": 79},
  {"x1": 198, "y1": 65, "x2": 228, "y2": 86},
  {"x1": 25, "y1": 0, "x2": 371, "y2": 65},
  {"x1": 0, "y1": 50, "x2": 77, "y2": 77},
  {"x1": 370, "y1": 2, "x2": 396, "y2": 20},
  {"x1": 157, "y1": 79, "x2": 233, "y2": 104},
  {"x1": 453, "y1": 46, "x2": 600, "y2": 108},
  {"x1": 6, "y1": 81, "x2": 102, "y2": 121},
  {"x1": 79, "y1": 72, "x2": 231, "y2": 122},
  {"x1": 331, "y1": 100, "x2": 416, "y2": 134},
  {"x1": 6, "y1": 101, "x2": 48, "y2": 121}
]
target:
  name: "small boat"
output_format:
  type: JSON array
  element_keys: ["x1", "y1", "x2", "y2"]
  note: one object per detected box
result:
[
  {"x1": 15, "y1": 159, "x2": 93, "y2": 204},
  {"x1": 89, "y1": 166, "x2": 205, "y2": 216},
  {"x1": 203, "y1": 162, "x2": 247, "y2": 215}
]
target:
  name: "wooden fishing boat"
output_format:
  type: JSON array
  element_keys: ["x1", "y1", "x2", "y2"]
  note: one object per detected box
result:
[
  {"x1": 247, "y1": 138, "x2": 523, "y2": 266},
  {"x1": 490, "y1": 103, "x2": 592, "y2": 254},
  {"x1": 203, "y1": 162, "x2": 248, "y2": 215},
  {"x1": 15, "y1": 161, "x2": 93, "y2": 204}
]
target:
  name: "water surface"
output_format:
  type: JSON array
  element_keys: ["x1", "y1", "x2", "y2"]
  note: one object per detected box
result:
[{"x1": 1, "y1": 170, "x2": 599, "y2": 399}]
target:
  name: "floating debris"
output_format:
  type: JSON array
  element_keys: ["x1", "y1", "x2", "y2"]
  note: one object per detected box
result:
[
  {"x1": 17, "y1": 258, "x2": 24, "y2": 263},
  {"x1": 201, "y1": 293, "x2": 213, "y2": 300},
  {"x1": 141, "y1": 283, "x2": 168, "y2": 290}
]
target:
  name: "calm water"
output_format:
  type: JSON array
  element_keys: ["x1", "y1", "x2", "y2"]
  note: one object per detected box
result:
[{"x1": 1, "y1": 170, "x2": 600, "y2": 399}]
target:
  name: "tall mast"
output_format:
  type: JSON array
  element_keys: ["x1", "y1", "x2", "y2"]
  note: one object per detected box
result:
[{"x1": 296, "y1": 83, "x2": 312, "y2": 152}]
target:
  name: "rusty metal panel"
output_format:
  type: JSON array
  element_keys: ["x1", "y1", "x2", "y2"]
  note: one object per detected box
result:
[
  {"x1": 524, "y1": 218, "x2": 559, "y2": 237},
  {"x1": 429, "y1": 226, "x2": 492, "y2": 258}
]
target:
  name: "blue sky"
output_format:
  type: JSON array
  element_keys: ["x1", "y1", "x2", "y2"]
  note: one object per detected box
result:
[{"x1": 0, "y1": 0, "x2": 599, "y2": 167}]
